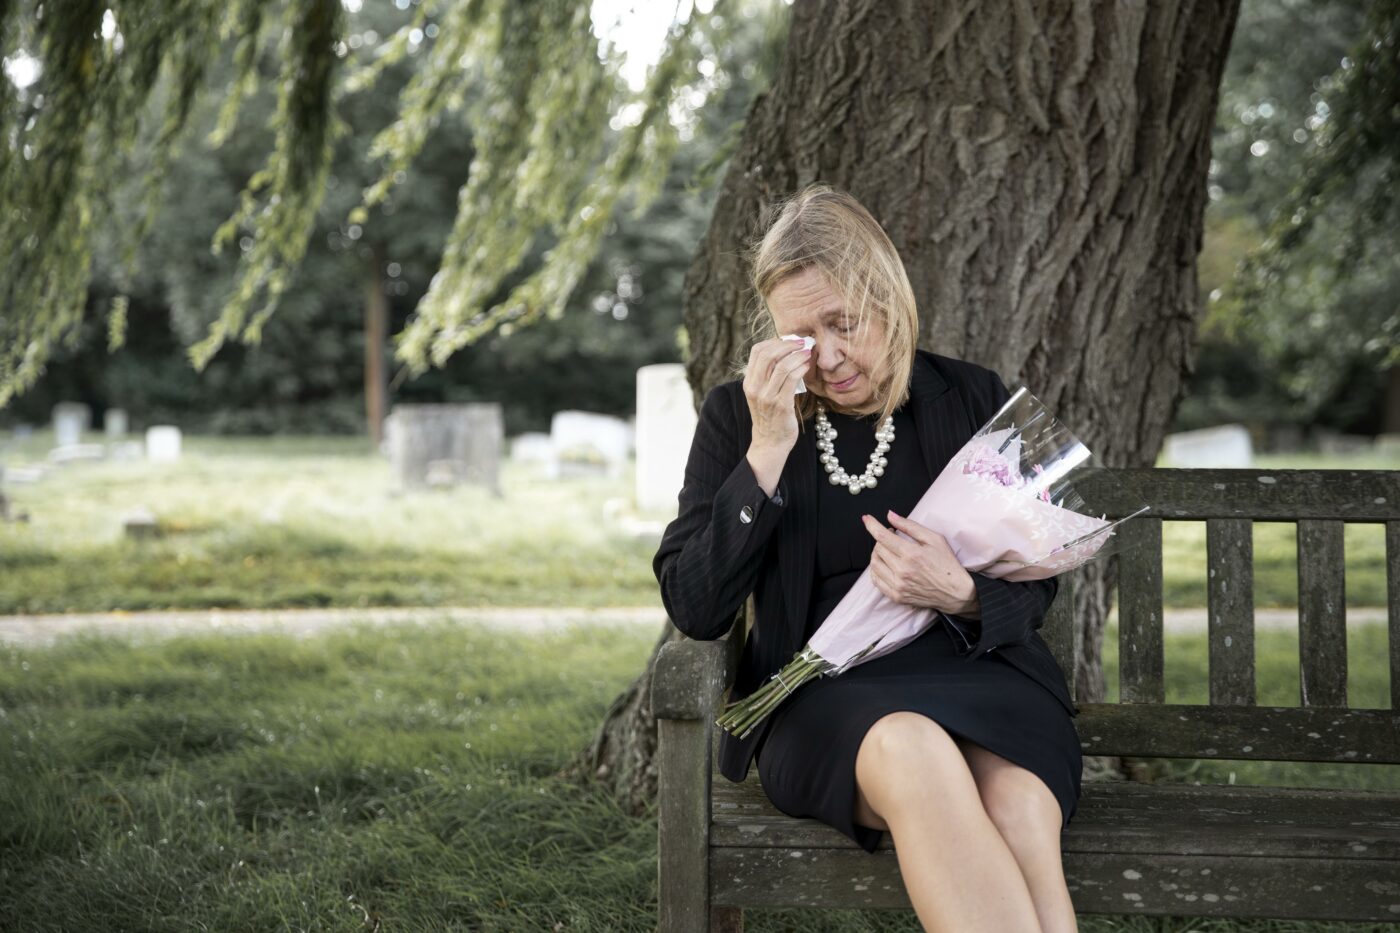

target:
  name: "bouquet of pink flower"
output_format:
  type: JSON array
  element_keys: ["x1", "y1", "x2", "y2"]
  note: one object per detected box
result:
[{"x1": 715, "y1": 385, "x2": 1150, "y2": 740}]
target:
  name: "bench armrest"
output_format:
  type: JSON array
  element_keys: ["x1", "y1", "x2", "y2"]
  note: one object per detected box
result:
[{"x1": 652, "y1": 607, "x2": 743, "y2": 720}]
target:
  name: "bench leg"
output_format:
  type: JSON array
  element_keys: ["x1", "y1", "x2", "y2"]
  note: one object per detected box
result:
[{"x1": 658, "y1": 716, "x2": 714, "y2": 933}]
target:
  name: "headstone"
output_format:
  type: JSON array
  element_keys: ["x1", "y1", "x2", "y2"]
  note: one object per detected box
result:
[
  {"x1": 550, "y1": 410, "x2": 630, "y2": 480},
  {"x1": 109, "y1": 441, "x2": 144, "y2": 462},
  {"x1": 635, "y1": 364, "x2": 698, "y2": 512},
  {"x1": 425, "y1": 459, "x2": 463, "y2": 488},
  {"x1": 52, "y1": 402, "x2": 91, "y2": 447},
  {"x1": 1162, "y1": 424, "x2": 1253, "y2": 468},
  {"x1": 47, "y1": 443, "x2": 106, "y2": 464},
  {"x1": 146, "y1": 426, "x2": 183, "y2": 463},
  {"x1": 509, "y1": 432, "x2": 555, "y2": 466},
  {"x1": 123, "y1": 506, "x2": 160, "y2": 539},
  {"x1": 387, "y1": 403, "x2": 503, "y2": 493},
  {"x1": 104, "y1": 408, "x2": 129, "y2": 438},
  {"x1": 1, "y1": 466, "x2": 44, "y2": 483}
]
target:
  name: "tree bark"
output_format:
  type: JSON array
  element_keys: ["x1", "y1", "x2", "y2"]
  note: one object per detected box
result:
[
  {"x1": 365, "y1": 242, "x2": 390, "y2": 447},
  {"x1": 564, "y1": 0, "x2": 1243, "y2": 814}
]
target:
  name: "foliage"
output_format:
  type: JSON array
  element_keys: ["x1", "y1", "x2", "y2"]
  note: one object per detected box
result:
[
  {"x1": 0, "y1": 0, "x2": 790, "y2": 433},
  {"x1": 0, "y1": 0, "x2": 727, "y2": 409},
  {"x1": 1203, "y1": 0, "x2": 1399, "y2": 430}
]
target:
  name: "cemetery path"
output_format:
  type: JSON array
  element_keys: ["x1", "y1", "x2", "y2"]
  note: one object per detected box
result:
[
  {"x1": 0, "y1": 605, "x2": 1388, "y2": 648},
  {"x1": 0, "y1": 606, "x2": 666, "y2": 647}
]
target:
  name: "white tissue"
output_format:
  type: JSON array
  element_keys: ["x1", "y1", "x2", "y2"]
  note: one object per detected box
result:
[{"x1": 779, "y1": 334, "x2": 814, "y2": 394}]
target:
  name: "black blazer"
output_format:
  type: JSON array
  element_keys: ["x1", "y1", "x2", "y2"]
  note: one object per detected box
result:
[{"x1": 653, "y1": 348, "x2": 1080, "y2": 784}]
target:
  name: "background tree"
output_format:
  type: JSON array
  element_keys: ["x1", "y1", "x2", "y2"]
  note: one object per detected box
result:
[
  {"x1": 1190, "y1": 0, "x2": 1399, "y2": 439},
  {"x1": 563, "y1": 0, "x2": 1255, "y2": 809}
]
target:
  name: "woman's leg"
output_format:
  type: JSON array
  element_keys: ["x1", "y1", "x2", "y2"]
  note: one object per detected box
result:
[
  {"x1": 951, "y1": 736, "x2": 1078, "y2": 933},
  {"x1": 853, "y1": 711, "x2": 1042, "y2": 932}
]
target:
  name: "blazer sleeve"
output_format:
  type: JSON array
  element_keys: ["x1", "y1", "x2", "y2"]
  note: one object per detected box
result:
[
  {"x1": 652, "y1": 383, "x2": 788, "y2": 641},
  {"x1": 940, "y1": 369, "x2": 1060, "y2": 662}
]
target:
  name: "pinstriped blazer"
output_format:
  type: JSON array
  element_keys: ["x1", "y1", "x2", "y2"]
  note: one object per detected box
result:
[{"x1": 652, "y1": 347, "x2": 1080, "y2": 784}]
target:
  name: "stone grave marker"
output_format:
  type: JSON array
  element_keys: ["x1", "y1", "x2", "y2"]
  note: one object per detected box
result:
[
  {"x1": 104, "y1": 408, "x2": 129, "y2": 438},
  {"x1": 1162, "y1": 423, "x2": 1253, "y2": 468},
  {"x1": 387, "y1": 403, "x2": 503, "y2": 494},
  {"x1": 635, "y1": 364, "x2": 697, "y2": 513},
  {"x1": 52, "y1": 402, "x2": 91, "y2": 447},
  {"x1": 146, "y1": 426, "x2": 183, "y2": 463},
  {"x1": 550, "y1": 411, "x2": 630, "y2": 480}
]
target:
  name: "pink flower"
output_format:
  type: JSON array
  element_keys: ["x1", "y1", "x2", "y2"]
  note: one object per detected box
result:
[{"x1": 964, "y1": 445, "x2": 1021, "y2": 487}]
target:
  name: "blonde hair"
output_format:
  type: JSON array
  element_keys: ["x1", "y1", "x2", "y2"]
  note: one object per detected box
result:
[{"x1": 733, "y1": 182, "x2": 920, "y2": 432}]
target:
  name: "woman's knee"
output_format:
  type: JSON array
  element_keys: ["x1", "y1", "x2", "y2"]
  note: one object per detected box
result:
[
  {"x1": 859, "y1": 712, "x2": 957, "y2": 765},
  {"x1": 854, "y1": 712, "x2": 967, "y2": 807},
  {"x1": 980, "y1": 769, "x2": 1064, "y2": 842}
]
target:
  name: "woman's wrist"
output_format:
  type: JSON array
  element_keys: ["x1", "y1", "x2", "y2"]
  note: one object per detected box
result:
[{"x1": 746, "y1": 444, "x2": 790, "y2": 497}]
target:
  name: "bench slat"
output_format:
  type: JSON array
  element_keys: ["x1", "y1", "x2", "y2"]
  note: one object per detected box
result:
[
  {"x1": 1206, "y1": 517, "x2": 1255, "y2": 706},
  {"x1": 1081, "y1": 468, "x2": 1400, "y2": 520},
  {"x1": 715, "y1": 774, "x2": 1400, "y2": 841},
  {"x1": 1297, "y1": 518, "x2": 1348, "y2": 708},
  {"x1": 1073, "y1": 702, "x2": 1400, "y2": 762},
  {"x1": 711, "y1": 782, "x2": 1400, "y2": 920},
  {"x1": 1118, "y1": 516, "x2": 1164, "y2": 703},
  {"x1": 1041, "y1": 567, "x2": 1076, "y2": 679},
  {"x1": 711, "y1": 848, "x2": 1400, "y2": 921}
]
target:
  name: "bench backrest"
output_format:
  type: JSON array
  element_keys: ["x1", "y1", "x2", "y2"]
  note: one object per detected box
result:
[{"x1": 1045, "y1": 466, "x2": 1400, "y2": 766}]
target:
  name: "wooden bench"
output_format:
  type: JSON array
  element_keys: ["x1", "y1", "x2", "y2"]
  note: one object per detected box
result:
[{"x1": 652, "y1": 467, "x2": 1400, "y2": 929}]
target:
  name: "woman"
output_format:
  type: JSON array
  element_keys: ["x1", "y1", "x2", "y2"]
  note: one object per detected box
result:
[{"x1": 652, "y1": 183, "x2": 1082, "y2": 931}]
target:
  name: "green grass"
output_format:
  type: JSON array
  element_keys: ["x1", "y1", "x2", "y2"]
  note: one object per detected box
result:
[
  {"x1": 0, "y1": 433, "x2": 660, "y2": 613},
  {"x1": 2, "y1": 619, "x2": 1397, "y2": 931},
  {"x1": 1, "y1": 433, "x2": 1395, "y2": 615}
]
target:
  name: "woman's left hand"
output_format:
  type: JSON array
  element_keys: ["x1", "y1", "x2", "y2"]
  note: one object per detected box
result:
[{"x1": 861, "y1": 510, "x2": 975, "y2": 613}]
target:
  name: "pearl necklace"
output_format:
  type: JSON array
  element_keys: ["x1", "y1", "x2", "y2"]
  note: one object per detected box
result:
[{"x1": 815, "y1": 400, "x2": 894, "y2": 495}]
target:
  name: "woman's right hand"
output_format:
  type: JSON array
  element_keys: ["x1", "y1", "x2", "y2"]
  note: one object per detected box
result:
[{"x1": 743, "y1": 336, "x2": 812, "y2": 454}]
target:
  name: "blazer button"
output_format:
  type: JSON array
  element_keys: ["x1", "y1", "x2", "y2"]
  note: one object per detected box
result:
[{"x1": 739, "y1": 505, "x2": 754, "y2": 524}]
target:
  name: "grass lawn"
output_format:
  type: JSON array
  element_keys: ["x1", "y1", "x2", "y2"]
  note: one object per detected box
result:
[
  {"x1": 1, "y1": 618, "x2": 1396, "y2": 932},
  {"x1": 1, "y1": 432, "x2": 1395, "y2": 615},
  {"x1": 0, "y1": 434, "x2": 661, "y2": 614}
]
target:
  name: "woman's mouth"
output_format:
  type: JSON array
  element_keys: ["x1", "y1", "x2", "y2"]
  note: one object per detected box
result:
[{"x1": 829, "y1": 373, "x2": 859, "y2": 391}]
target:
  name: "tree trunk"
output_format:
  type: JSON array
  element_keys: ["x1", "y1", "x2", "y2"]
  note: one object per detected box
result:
[
  {"x1": 365, "y1": 242, "x2": 390, "y2": 447},
  {"x1": 564, "y1": 0, "x2": 1243, "y2": 813}
]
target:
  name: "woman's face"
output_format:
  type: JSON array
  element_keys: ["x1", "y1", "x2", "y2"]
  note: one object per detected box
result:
[{"x1": 766, "y1": 265, "x2": 887, "y2": 412}]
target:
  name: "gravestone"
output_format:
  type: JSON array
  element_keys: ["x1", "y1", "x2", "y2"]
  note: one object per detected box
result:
[
  {"x1": 52, "y1": 402, "x2": 91, "y2": 447},
  {"x1": 109, "y1": 441, "x2": 143, "y2": 462},
  {"x1": 635, "y1": 364, "x2": 698, "y2": 512},
  {"x1": 508, "y1": 432, "x2": 555, "y2": 467},
  {"x1": 123, "y1": 506, "x2": 160, "y2": 539},
  {"x1": 550, "y1": 410, "x2": 630, "y2": 480},
  {"x1": 104, "y1": 408, "x2": 129, "y2": 438},
  {"x1": 1162, "y1": 423, "x2": 1253, "y2": 468},
  {"x1": 146, "y1": 426, "x2": 182, "y2": 463},
  {"x1": 48, "y1": 443, "x2": 105, "y2": 463},
  {"x1": 387, "y1": 403, "x2": 503, "y2": 494}
]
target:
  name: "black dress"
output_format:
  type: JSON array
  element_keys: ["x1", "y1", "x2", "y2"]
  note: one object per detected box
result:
[{"x1": 753, "y1": 401, "x2": 1083, "y2": 854}]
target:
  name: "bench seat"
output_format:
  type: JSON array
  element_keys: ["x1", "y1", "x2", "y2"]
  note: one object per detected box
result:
[{"x1": 708, "y1": 772, "x2": 1400, "y2": 920}]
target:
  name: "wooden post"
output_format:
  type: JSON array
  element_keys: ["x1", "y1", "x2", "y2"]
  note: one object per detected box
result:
[{"x1": 652, "y1": 611, "x2": 743, "y2": 933}]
